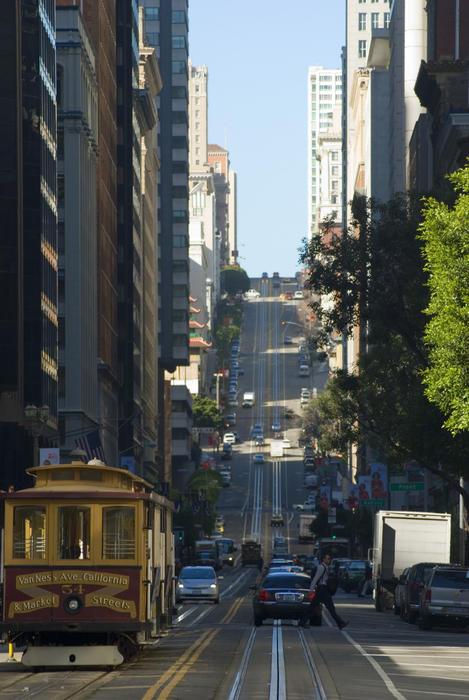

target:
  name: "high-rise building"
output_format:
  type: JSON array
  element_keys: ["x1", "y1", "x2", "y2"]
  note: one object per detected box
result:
[
  {"x1": 141, "y1": 0, "x2": 190, "y2": 373},
  {"x1": 307, "y1": 66, "x2": 342, "y2": 238},
  {"x1": 344, "y1": 0, "x2": 390, "y2": 221},
  {"x1": 56, "y1": 6, "x2": 99, "y2": 459},
  {"x1": 0, "y1": 0, "x2": 58, "y2": 489},
  {"x1": 82, "y1": 0, "x2": 119, "y2": 465},
  {"x1": 207, "y1": 144, "x2": 230, "y2": 265}
]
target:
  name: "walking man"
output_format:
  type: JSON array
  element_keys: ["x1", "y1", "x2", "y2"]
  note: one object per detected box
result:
[{"x1": 310, "y1": 552, "x2": 349, "y2": 630}]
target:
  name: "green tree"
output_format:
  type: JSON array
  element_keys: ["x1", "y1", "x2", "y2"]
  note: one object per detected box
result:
[
  {"x1": 220, "y1": 265, "x2": 250, "y2": 294},
  {"x1": 192, "y1": 395, "x2": 223, "y2": 431},
  {"x1": 215, "y1": 325, "x2": 240, "y2": 369},
  {"x1": 419, "y1": 165, "x2": 469, "y2": 435},
  {"x1": 300, "y1": 194, "x2": 469, "y2": 508}
]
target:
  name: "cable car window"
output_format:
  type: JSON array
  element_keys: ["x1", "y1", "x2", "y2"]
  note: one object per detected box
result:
[
  {"x1": 58, "y1": 506, "x2": 91, "y2": 559},
  {"x1": 51, "y1": 470, "x2": 75, "y2": 480},
  {"x1": 79, "y1": 470, "x2": 102, "y2": 481},
  {"x1": 13, "y1": 506, "x2": 46, "y2": 559},
  {"x1": 102, "y1": 506, "x2": 135, "y2": 559}
]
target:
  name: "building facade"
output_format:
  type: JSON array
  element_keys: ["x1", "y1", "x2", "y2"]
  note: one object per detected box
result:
[
  {"x1": 307, "y1": 66, "x2": 343, "y2": 238},
  {"x1": 82, "y1": 0, "x2": 119, "y2": 465},
  {"x1": 56, "y1": 6, "x2": 99, "y2": 459},
  {"x1": 0, "y1": 0, "x2": 58, "y2": 490}
]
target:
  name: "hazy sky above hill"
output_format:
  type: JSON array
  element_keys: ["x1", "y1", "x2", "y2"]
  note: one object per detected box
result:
[{"x1": 189, "y1": 1, "x2": 345, "y2": 277}]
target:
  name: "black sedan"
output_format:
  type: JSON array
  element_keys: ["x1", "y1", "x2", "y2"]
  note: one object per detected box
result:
[{"x1": 252, "y1": 572, "x2": 314, "y2": 626}]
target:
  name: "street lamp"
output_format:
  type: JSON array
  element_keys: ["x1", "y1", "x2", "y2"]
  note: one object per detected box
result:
[{"x1": 24, "y1": 404, "x2": 50, "y2": 466}]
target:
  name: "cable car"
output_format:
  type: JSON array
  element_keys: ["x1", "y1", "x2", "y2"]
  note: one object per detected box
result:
[{"x1": 0, "y1": 461, "x2": 175, "y2": 668}]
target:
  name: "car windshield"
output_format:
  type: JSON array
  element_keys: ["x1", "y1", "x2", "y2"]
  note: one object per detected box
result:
[
  {"x1": 180, "y1": 567, "x2": 215, "y2": 579},
  {"x1": 432, "y1": 570, "x2": 469, "y2": 589},
  {"x1": 349, "y1": 561, "x2": 366, "y2": 570},
  {"x1": 263, "y1": 575, "x2": 310, "y2": 589}
]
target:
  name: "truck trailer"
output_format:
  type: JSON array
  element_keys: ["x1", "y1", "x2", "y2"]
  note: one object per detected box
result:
[
  {"x1": 242, "y1": 391, "x2": 255, "y2": 408},
  {"x1": 371, "y1": 510, "x2": 451, "y2": 611},
  {"x1": 298, "y1": 514, "x2": 316, "y2": 542}
]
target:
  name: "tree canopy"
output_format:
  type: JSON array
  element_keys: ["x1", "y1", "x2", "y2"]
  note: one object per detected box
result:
[
  {"x1": 300, "y1": 193, "x2": 469, "y2": 506},
  {"x1": 220, "y1": 265, "x2": 250, "y2": 294},
  {"x1": 419, "y1": 166, "x2": 469, "y2": 435},
  {"x1": 192, "y1": 395, "x2": 223, "y2": 431}
]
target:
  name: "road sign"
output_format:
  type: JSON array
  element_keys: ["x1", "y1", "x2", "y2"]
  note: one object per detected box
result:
[
  {"x1": 361, "y1": 499, "x2": 387, "y2": 507},
  {"x1": 390, "y1": 482, "x2": 424, "y2": 492}
]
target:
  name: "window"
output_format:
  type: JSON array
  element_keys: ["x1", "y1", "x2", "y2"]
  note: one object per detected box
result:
[
  {"x1": 384, "y1": 12, "x2": 390, "y2": 28},
  {"x1": 371, "y1": 12, "x2": 379, "y2": 28},
  {"x1": 173, "y1": 161, "x2": 187, "y2": 173},
  {"x1": 102, "y1": 506, "x2": 135, "y2": 559},
  {"x1": 358, "y1": 12, "x2": 366, "y2": 30},
  {"x1": 172, "y1": 86, "x2": 187, "y2": 99},
  {"x1": 173, "y1": 210, "x2": 188, "y2": 223},
  {"x1": 195, "y1": 111, "x2": 200, "y2": 118},
  {"x1": 172, "y1": 186, "x2": 188, "y2": 199},
  {"x1": 13, "y1": 506, "x2": 46, "y2": 559},
  {"x1": 145, "y1": 7, "x2": 159, "y2": 20},
  {"x1": 58, "y1": 506, "x2": 90, "y2": 559},
  {"x1": 195, "y1": 147, "x2": 200, "y2": 155},
  {"x1": 172, "y1": 61, "x2": 186, "y2": 75},
  {"x1": 173, "y1": 285, "x2": 187, "y2": 298},
  {"x1": 146, "y1": 32, "x2": 159, "y2": 47},
  {"x1": 173, "y1": 334, "x2": 187, "y2": 346},
  {"x1": 371, "y1": 0, "x2": 378, "y2": 3},
  {"x1": 332, "y1": 166, "x2": 339, "y2": 175},
  {"x1": 332, "y1": 180, "x2": 339, "y2": 190},
  {"x1": 195, "y1": 135, "x2": 200, "y2": 143},
  {"x1": 195, "y1": 122, "x2": 200, "y2": 130},
  {"x1": 172, "y1": 35, "x2": 186, "y2": 50},
  {"x1": 173, "y1": 235, "x2": 188, "y2": 247},
  {"x1": 358, "y1": 40, "x2": 367, "y2": 58},
  {"x1": 331, "y1": 151, "x2": 338, "y2": 161},
  {"x1": 331, "y1": 195, "x2": 338, "y2": 204},
  {"x1": 195, "y1": 97, "x2": 200, "y2": 105},
  {"x1": 172, "y1": 10, "x2": 186, "y2": 24},
  {"x1": 358, "y1": 0, "x2": 365, "y2": 3},
  {"x1": 215, "y1": 161, "x2": 222, "y2": 172}
]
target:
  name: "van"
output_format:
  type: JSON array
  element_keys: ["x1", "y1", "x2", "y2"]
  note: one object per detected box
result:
[{"x1": 299, "y1": 364, "x2": 310, "y2": 377}]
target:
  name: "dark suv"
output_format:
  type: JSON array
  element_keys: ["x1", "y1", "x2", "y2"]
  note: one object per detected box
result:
[{"x1": 402, "y1": 562, "x2": 450, "y2": 623}]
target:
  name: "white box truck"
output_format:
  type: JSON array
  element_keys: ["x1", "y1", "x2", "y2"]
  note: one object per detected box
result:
[
  {"x1": 371, "y1": 510, "x2": 451, "y2": 611},
  {"x1": 242, "y1": 391, "x2": 255, "y2": 407},
  {"x1": 298, "y1": 514, "x2": 316, "y2": 542}
]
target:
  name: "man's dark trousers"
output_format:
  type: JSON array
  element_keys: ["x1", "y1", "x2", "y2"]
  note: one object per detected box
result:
[{"x1": 313, "y1": 584, "x2": 345, "y2": 627}]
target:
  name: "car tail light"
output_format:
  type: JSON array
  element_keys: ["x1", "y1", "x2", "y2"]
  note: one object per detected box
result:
[
  {"x1": 425, "y1": 589, "x2": 431, "y2": 602},
  {"x1": 309, "y1": 590, "x2": 316, "y2": 602},
  {"x1": 259, "y1": 589, "x2": 270, "y2": 601}
]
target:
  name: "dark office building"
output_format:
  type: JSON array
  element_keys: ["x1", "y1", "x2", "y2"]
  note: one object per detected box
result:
[
  {"x1": 116, "y1": 1, "x2": 145, "y2": 473},
  {"x1": 140, "y1": 1, "x2": 190, "y2": 484},
  {"x1": 0, "y1": 0, "x2": 58, "y2": 490}
]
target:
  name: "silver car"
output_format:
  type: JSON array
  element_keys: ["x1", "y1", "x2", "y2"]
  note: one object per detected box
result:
[
  {"x1": 418, "y1": 566, "x2": 469, "y2": 630},
  {"x1": 176, "y1": 566, "x2": 220, "y2": 604}
]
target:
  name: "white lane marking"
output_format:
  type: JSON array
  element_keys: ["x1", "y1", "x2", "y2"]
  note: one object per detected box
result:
[
  {"x1": 227, "y1": 627, "x2": 257, "y2": 700},
  {"x1": 397, "y1": 690, "x2": 469, "y2": 698},
  {"x1": 174, "y1": 606, "x2": 198, "y2": 624},
  {"x1": 269, "y1": 620, "x2": 286, "y2": 700},
  {"x1": 221, "y1": 569, "x2": 253, "y2": 599},
  {"x1": 341, "y1": 629, "x2": 407, "y2": 700},
  {"x1": 298, "y1": 628, "x2": 327, "y2": 700}
]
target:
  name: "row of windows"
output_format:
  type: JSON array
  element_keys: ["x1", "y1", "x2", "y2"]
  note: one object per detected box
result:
[
  {"x1": 358, "y1": 11, "x2": 390, "y2": 29},
  {"x1": 13, "y1": 505, "x2": 135, "y2": 561},
  {"x1": 359, "y1": 0, "x2": 388, "y2": 3}
]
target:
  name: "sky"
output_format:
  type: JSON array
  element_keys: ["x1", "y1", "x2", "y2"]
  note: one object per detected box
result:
[{"x1": 189, "y1": 1, "x2": 345, "y2": 278}]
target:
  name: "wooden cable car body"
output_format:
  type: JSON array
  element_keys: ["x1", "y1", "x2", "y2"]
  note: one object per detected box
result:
[{"x1": 0, "y1": 461, "x2": 174, "y2": 668}]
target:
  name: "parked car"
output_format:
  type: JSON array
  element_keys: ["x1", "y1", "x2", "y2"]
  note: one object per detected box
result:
[
  {"x1": 340, "y1": 560, "x2": 369, "y2": 592},
  {"x1": 394, "y1": 567, "x2": 410, "y2": 615},
  {"x1": 252, "y1": 572, "x2": 315, "y2": 626},
  {"x1": 418, "y1": 566, "x2": 469, "y2": 630},
  {"x1": 402, "y1": 561, "x2": 451, "y2": 623},
  {"x1": 176, "y1": 566, "x2": 220, "y2": 604},
  {"x1": 271, "y1": 513, "x2": 284, "y2": 527},
  {"x1": 253, "y1": 453, "x2": 265, "y2": 464}
]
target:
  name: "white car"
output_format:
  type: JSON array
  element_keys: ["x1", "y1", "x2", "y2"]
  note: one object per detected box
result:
[
  {"x1": 245, "y1": 289, "x2": 260, "y2": 299},
  {"x1": 294, "y1": 291, "x2": 304, "y2": 299},
  {"x1": 223, "y1": 432, "x2": 236, "y2": 444},
  {"x1": 281, "y1": 438, "x2": 291, "y2": 449}
]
